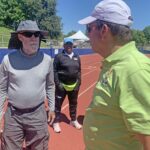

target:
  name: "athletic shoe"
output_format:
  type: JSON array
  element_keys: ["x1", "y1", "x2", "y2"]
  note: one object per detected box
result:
[
  {"x1": 70, "y1": 120, "x2": 82, "y2": 129},
  {"x1": 53, "y1": 123, "x2": 61, "y2": 133}
]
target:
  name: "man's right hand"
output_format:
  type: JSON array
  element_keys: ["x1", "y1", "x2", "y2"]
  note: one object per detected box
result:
[
  {"x1": 47, "y1": 111, "x2": 55, "y2": 126},
  {"x1": 57, "y1": 83, "x2": 64, "y2": 90},
  {"x1": 0, "y1": 122, "x2": 3, "y2": 139},
  {"x1": 0, "y1": 129, "x2": 3, "y2": 139}
]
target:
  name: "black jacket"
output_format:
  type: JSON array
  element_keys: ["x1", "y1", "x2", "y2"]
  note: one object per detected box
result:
[{"x1": 53, "y1": 50, "x2": 81, "y2": 89}]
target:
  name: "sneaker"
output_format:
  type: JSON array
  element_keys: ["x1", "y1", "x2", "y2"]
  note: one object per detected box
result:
[
  {"x1": 70, "y1": 120, "x2": 82, "y2": 129},
  {"x1": 53, "y1": 123, "x2": 61, "y2": 133}
]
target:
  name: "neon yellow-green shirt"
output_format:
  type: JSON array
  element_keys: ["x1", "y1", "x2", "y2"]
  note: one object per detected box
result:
[{"x1": 83, "y1": 41, "x2": 150, "y2": 150}]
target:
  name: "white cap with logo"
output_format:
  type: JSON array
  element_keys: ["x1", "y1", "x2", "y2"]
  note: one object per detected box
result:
[{"x1": 78, "y1": 0, "x2": 133, "y2": 27}]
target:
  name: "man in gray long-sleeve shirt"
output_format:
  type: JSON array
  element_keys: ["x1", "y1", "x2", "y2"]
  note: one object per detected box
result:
[{"x1": 0, "y1": 20, "x2": 55, "y2": 150}]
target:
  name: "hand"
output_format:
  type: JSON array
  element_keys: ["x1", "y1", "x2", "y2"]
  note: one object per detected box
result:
[
  {"x1": 74, "y1": 86, "x2": 79, "y2": 91},
  {"x1": 0, "y1": 129, "x2": 3, "y2": 139},
  {"x1": 74, "y1": 82, "x2": 80, "y2": 91},
  {"x1": 135, "y1": 134, "x2": 150, "y2": 150},
  {"x1": 0, "y1": 122, "x2": 3, "y2": 139},
  {"x1": 47, "y1": 111, "x2": 55, "y2": 126},
  {"x1": 58, "y1": 83, "x2": 64, "y2": 90}
]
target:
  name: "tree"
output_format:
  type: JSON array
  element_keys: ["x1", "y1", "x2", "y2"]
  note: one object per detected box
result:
[
  {"x1": 143, "y1": 26, "x2": 150, "y2": 43},
  {"x1": 0, "y1": 0, "x2": 25, "y2": 29},
  {"x1": 20, "y1": 0, "x2": 62, "y2": 39},
  {"x1": 39, "y1": 0, "x2": 62, "y2": 39},
  {"x1": 0, "y1": 0, "x2": 62, "y2": 39},
  {"x1": 132, "y1": 29, "x2": 146, "y2": 48}
]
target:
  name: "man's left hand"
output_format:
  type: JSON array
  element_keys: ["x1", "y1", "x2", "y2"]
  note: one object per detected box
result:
[{"x1": 47, "y1": 111, "x2": 55, "y2": 125}]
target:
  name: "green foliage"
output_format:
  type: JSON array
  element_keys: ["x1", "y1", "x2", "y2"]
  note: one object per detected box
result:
[
  {"x1": 0, "y1": 0, "x2": 62, "y2": 39},
  {"x1": 132, "y1": 29, "x2": 146, "y2": 47},
  {"x1": 143, "y1": 26, "x2": 150, "y2": 43},
  {"x1": 0, "y1": 0, "x2": 25, "y2": 29},
  {"x1": 39, "y1": 0, "x2": 62, "y2": 39}
]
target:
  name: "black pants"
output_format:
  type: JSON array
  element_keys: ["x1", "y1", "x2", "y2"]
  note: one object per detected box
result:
[{"x1": 54, "y1": 87, "x2": 79, "y2": 122}]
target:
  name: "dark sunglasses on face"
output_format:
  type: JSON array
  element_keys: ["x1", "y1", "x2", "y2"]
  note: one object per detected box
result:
[
  {"x1": 21, "y1": 31, "x2": 41, "y2": 38},
  {"x1": 86, "y1": 24, "x2": 94, "y2": 33},
  {"x1": 86, "y1": 20, "x2": 104, "y2": 33}
]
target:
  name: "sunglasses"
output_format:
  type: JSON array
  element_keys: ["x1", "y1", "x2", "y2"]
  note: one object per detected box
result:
[
  {"x1": 86, "y1": 20, "x2": 104, "y2": 33},
  {"x1": 86, "y1": 25, "x2": 96, "y2": 33},
  {"x1": 21, "y1": 32, "x2": 41, "y2": 38}
]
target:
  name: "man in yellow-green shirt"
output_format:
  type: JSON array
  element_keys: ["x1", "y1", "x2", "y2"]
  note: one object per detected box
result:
[{"x1": 79, "y1": 0, "x2": 150, "y2": 150}]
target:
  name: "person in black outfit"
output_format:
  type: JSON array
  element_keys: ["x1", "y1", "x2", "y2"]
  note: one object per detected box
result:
[{"x1": 53, "y1": 38, "x2": 82, "y2": 133}]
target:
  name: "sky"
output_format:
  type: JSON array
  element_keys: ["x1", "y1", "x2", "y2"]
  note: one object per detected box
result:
[{"x1": 56, "y1": 0, "x2": 150, "y2": 34}]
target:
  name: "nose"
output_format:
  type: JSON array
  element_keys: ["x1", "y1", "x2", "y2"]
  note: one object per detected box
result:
[{"x1": 31, "y1": 34, "x2": 36, "y2": 38}]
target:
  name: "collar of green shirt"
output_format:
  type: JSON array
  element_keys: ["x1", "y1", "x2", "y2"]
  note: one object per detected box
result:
[{"x1": 104, "y1": 41, "x2": 137, "y2": 66}]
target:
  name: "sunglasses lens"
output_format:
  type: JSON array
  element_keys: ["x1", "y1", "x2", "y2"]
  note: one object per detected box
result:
[
  {"x1": 86, "y1": 25, "x2": 91, "y2": 33},
  {"x1": 21, "y1": 32, "x2": 40, "y2": 38},
  {"x1": 22, "y1": 32, "x2": 32, "y2": 37},
  {"x1": 34, "y1": 32, "x2": 40, "y2": 37}
]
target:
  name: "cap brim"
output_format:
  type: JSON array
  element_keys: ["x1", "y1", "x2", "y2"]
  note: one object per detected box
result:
[
  {"x1": 78, "y1": 16, "x2": 97, "y2": 25},
  {"x1": 64, "y1": 42, "x2": 73, "y2": 44}
]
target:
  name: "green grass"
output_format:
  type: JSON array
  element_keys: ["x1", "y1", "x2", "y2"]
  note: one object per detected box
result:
[
  {"x1": 0, "y1": 27, "x2": 13, "y2": 47},
  {"x1": 0, "y1": 26, "x2": 49, "y2": 48},
  {"x1": 0, "y1": 27, "x2": 14, "y2": 34}
]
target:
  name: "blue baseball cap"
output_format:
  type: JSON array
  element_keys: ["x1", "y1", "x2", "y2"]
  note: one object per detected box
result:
[{"x1": 64, "y1": 38, "x2": 73, "y2": 44}]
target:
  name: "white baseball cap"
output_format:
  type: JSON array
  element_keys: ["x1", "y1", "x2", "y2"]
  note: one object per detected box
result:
[{"x1": 78, "y1": 0, "x2": 133, "y2": 27}]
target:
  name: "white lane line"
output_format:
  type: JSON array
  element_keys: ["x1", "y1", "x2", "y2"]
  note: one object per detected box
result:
[
  {"x1": 83, "y1": 62, "x2": 101, "y2": 67},
  {"x1": 62, "y1": 81, "x2": 97, "y2": 111},
  {"x1": 82, "y1": 69, "x2": 97, "y2": 77},
  {"x1": 82, "y1": 62, "x2": 101, "y2": 69},
  {"x1": 82, "y1": 66, "x2": 96, "y2": 70}
]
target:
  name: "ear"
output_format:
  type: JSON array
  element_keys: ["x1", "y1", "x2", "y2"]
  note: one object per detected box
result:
[
  {"x1": 18, "y1": 34, "x2": 23, "y2": 42},
  {"x1": 100, "y1": 24, "x2": 109, "y2": 39}
]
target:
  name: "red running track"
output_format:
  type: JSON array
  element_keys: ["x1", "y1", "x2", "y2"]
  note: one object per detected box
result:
[{"x1": 48, "y1": 54, "x2": 102, "y2": 150}]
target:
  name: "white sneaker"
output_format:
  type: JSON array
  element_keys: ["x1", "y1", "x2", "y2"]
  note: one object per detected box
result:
[
  {"x1": 70, "y1": 120, "x2": 82, "y2": 129},
  {"x1": 53, "y1": 123, "x2": 61, "y2": 133}
]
